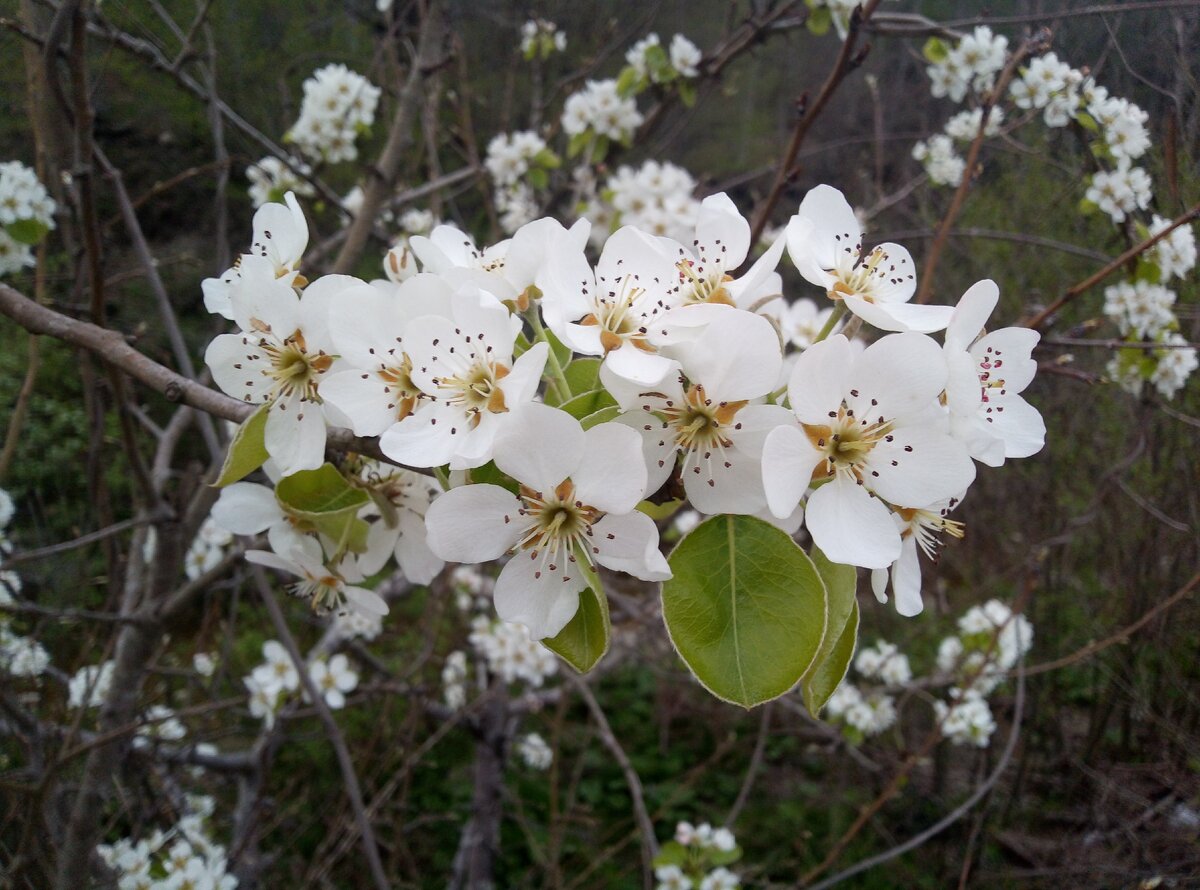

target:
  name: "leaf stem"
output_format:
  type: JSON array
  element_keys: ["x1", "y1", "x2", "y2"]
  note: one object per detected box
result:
[
  {"x1": 813, "y1": 301, "x2": 847, "y2": 344},
  {"x1": 525, "y1": 307, "x2": 572, "y2": 403}
]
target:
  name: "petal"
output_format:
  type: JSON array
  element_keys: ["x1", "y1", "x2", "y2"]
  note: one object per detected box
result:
[
  {"x1": 590, "y1": 512, "x2": 671, "y2": 581},
  {"x1": 379, "y1": 402, "x2": 463, "y2": 468},
  {"x1": 328, "y1": 284, "x2": 412, "y2": 366},
  {"x1": 212, "y1": 483, "x2": 281, "y2": 535},
  {"x1": 945, "y1": 279, "x2": 999, "y2": 352},
  {"x1": 990, "y1": 394, "x2": 1046, "y2": 459},
  {"x1": 683, "y1": 447, "x2": 768, "y2": 515},
  {"x1": 843, "y1": 295, "x2": 953, "y2": 334},
  {"x1": 319, "y1": 370, "x2": 406, "y2": 437},
  {"x1": 230, "y1": 269, "x2": 300, "y2": 337},
  {"x1": 867, "y1": 427, "x2": 976, "y2": 507},
  {"x1": 787, "y1": 334, "x2": 853, "y2": 424},
  {"x1": 660, "y1": 307, "x2": 782, "y2": 402},
  {"x1": 805, "y1": 480, "x2": 901, "y2": 569},
  {"x1": 493, "y1": 403, "x2": 585, "y2": 492},
  {"x1": 358, "y1": 520, "x2": 401, "y2": 577},
  {"x1": 859, "y1": 242, "x2": 917, "y2": 305},
  {"x1": 572, "y1": 421, "x2": 647, "y2": 514},
  {"x1": 848, "y1": 332, "x2": 946, "y2": 421},
  {"x1": 343, "y1": 585, "x2": 389, "y2": 617},
  {"x1": 424, "y1": 484, "x2": 523, "y2": 563},
  {"x1": 619, "y1": 410, "x2": 677, "y2": 496},
  {"x1": 761, "y1": 424, "x2": 822, "y2": 519},
  {"x1": 500, "y1": 340, "x2": 548, "y2": 405},
  {"x1": 695, "y1": 192, "x2": 751, "y2": 269},
  {"x1": 265, "y1": 397, "x2": 326, "y2": 476},
  {"x1": 494, "y1": 555, "x2": 587, "y2": 639},
  {"x1": 206, "y1": 333, "x2": 272, "y2": 405},
  {"x1": 891, "y1": 536, "x2": 924, "y2": 617},
  {"x1": 794, "y1": 185, "x2": 862, "y2": 273},
  {"x1": 603, "y1": 344, "x2": 675, "y2": 388},
  {"x1": 972, "y1": 328, "x2": 1041, "y2": 393},
  {"x1": 394, "y1": 509, "x2": 444, "y2": 585}
]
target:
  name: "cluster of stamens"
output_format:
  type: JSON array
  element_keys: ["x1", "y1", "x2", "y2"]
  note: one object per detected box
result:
[
  {"x1": 511, "y1": 481, "x2": 602, "y2": 582},
  {"x1": 828, "y1": 236, "x2": 913, "y2": 303},
  {"x1": 251, "y1": 320, "x2": 331, "y2": 404},
  {"x1": 897, "y1": 503, "x2": 965, "y2": 561},
  {"x1": 803, "y1": 398, "x2": 897, "y2": 484}
]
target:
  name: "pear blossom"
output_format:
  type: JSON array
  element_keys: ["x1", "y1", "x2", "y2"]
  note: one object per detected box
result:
[
  {"x1": 202, "y1": 191, "x2": 309, "y2": 320},
  {"x1": 319, "y1": 275, "x2": 454, "y2": 437},
  {"x1": 541, "y1": 225, "x2": 682, "y2": 387},
  {"x1": 68, "y1": 661, "x2": 115, "y2": 708},
  {"x1": 786, "y1": 185, "x2": 952, "y2": 333},
  {"x1": 868, "y1": 496, "x2": 965, "y2": 616},
  {"x1": 355, "y1": 463, "x2": 444, "y2": 584},
  {"x1": 246, "y1": 538, "x2": 388, "y2": 618},
  {"x1": 944, "y1": 280, "x2": 1045, "y2": 466},
  {"x1": 1148, "y1": 215, "x2": 1197, "y2": 282},
  {"x1": 670, "y1": 34, "x2": 702, "y2": 78},
  {"x1": 1085, "y1": 163, "x2": 1152, "y2": 223},
  {"x1": 205, "y1": 267, "x2": 352, "y2": 476},
  {"x1": 211, "y1": 480, "x2": 311, "y2": 559},
  {"x1": 253, "y1": 640, "x2": 301, "y2": 694},
  {"x1": 308, "y1": 653, "x2": 358, "y2": 709},
  {"x1": 762, "y1": 333, "x2": 976, "y2": 569},
  {"x1": 609, "y1": 307, "x2": 790, "y2": 515},
  {"x1": 287, "y1": 63, "x2": 380, "y2": 163},
  {"x1": 244, "y1": 674, "x2": 281, "y2": 727},
  {"x1": 425, "y1": 403, "x2": 670, "y2": 638},
  {"x1": 516, "y1": 732, "x2": 553, "y2": 770},
  {"x1": 246, "y1": 155, "x2": 314, "y2": 208},
  {"x1": 379, "y1": 287, "x2": 545, "y2": 470}
]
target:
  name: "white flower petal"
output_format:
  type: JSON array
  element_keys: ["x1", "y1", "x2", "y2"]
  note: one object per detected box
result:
[
  {"x1": 493, "y1": 403, "x2": 584, "y2": 493},
  {"x1": 787, "y1": 335, "x2": 853, "y2": 424},
  {"x1": 494, "y1": 554, "x2": 587, "y2": 639},
  {"x1": 424, "y1": 484, "x2": 523, "y2": 563},
  {"x1": 590, "y1": 512, "x2": 671, "y2": 581},
  {"x1": 805, "y1": 480, "x2": 901, "y2": 569},
  {"x1": 842, "y1": 295, "x2": 953, "y2": 334},
  {"x1": 265, "y1": 397, "x2": 327, "y2": 475},
  {"x1": 572, "y1": 421, "x2": 647, "y2": 514},
  {"x1": 945, "y1": 279, "x2": 999, "y2": 352},
  {"x1": 695, "y1": 192, "x2": 751, "y2": 269},
  {"x1": 379, "y1": 402, "x2": 462, "y2": 468},
  {"x1": 891, "y1": 536, "x2": 924, "y2": 617},
  {"x1": 343, "y1": 585, "x2": 389, "y2": 617},
  {"x1": 212, "y1": 483, "x2": 281, "y2": 535},
  {"x1": 761, "y1": 423, "x2": 822, "y2": 519},
  {"x1": 867, "y1": 428, "x2": 976, "y2": 507}
]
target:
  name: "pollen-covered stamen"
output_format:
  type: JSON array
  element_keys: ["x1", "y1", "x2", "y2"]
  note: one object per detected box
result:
[
  {"x1": 651, "y1": 383, "x2": 748, "y2": 486},
  {"x1": 827, "y1": 241, "x2": 912, "y2": 304},
  {"x1": 256, "y1": 326, "x2": 332, "y2": 402},
  {"x1": 511, "y1": 481, "x2": 603, "y2": 580},
  {"x1": 976, "y1": 344, "x2": 1008, "y2": 410},
  {"x1": 896, "y1": 505, "x2": 966, "y2": 560},
  {"x1": 582, "y1": 274, "x2": 658, "y2": 353},
  {"x1": 289, "y1": 569, "x2": 348, "y2": 615},
  {"x1": 803, "y1": 401, "x2": 896, "y2": 483},
  {"x1": 375, "y1": 353, "x2": 421, "y2": 422},
  {"x1": 676, "y1": 256, "x2": 735, "y2": 306},
  {"x1": 436, "y1": 360, "x2": 511, "y2": 424}
]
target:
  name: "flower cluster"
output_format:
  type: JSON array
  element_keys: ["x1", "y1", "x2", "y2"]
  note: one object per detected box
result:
[
  {"x1": 0, "y1": 160, "x2": 56, "y2": 276},
  {"x1": 242, "y1": 639, "x2": 359, "y2": 729},
  {"x1": 287, "y1": 63, "x2": 381, "y2": 163},
  {"x1": 68, "y1": 660, "x2": 115, "y2": 709},
  {"x1": 97, "y1": 795, "x2": 237, "y2": 890},
  {"x1": 520, "y1": 18, "x2": 566, "y2": 60},
  {"x1": 0, "y1": 492, "x2": 50, "y2": 680},
  {"x1": 562, "y1": 79, "x2": 643, "y2": 149},
  {"x1": 485, "y1": 131, "x2": 559, "y2": 234},
  {"x1": 654, "y1": 821, "x2": 741, "y2": 890},
  {"x1": 246, "y1": 155, "x2": 315, "y2": 208},
  {"x1": 622, "y1": 32, "x2": 702, "y2": 90},
  {"x1": 581, "y1": 159, "x2": 702, "y2": 246},
  {"x1": 925, "y1": 26, "x2": 1009, "y2": 103},
  {"x1": 467, "y1": 614, "x2": 560, "y2": 686},
  {"x1": 185, "y1": 516, "x2": 234, "y2": 581},
  {"x1": 516, "y1": 732, "x2": 553, "y2": 770}
]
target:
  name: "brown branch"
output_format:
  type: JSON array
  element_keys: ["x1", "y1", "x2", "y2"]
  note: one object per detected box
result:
[
  {"x1": 332, "y1": 2, "x2": 446, "y2": 274},
  {"x1": 0, "y1": 283, "x2": 429, "y2": 473},
  {"x1": 1023, "y1": 201, "x2": 1200, "y2": 330},
  {"x1": 915, "y1": 31, "x2": 1045, "y2": 303},
  {"x1": 749, "y1": 0, "x2": 882, "y2": 245}
]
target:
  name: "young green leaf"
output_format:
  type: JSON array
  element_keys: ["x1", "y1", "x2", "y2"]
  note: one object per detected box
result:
[
  {"x1": 213, "y1": 403, "x2": 271, "y2": 488},
  {"x1": 662, "y1": 515, "x2": 828, "y2": 708},
  {"x1": 543, "y1": 578, "x2": 610, "y2": 672},
  {"x1": 275, "y1": 463, "x2": 371, "y2": 551}
]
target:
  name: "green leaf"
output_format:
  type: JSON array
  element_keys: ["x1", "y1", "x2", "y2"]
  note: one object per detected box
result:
[
  {"x1": 1078, "y1": 197, "x2": 1099, "y2": 217},
  {"x1": 1135, "y1": 258, "x2": 1162, "y2": 284},
  {"x1": 543, "y1": 579, "x2": 610, "y2": 672},
  {"x1": 563, "y1": 357, "x2": 602, "y2": 395},
  {"x1": 801, "y1": 546, "x2": 861, "y2": 716},
  {"x1": 709, "y1": 844, "x2": 744, "y2": 866},
  {"x1": 567, "y1": 131, "x2": 591, "y2": 159},
  {"x1": 662, "y1": 515, "x2": 828, "y2": 708},
  {"x1": 922, "y1": 36, "x2": 949, "y2": 63},
  {"x1": 558, "y1": 388, "x2": 618, "y2": 422},
  {"x1": 637, "y1": 498, "x2": 684, "y2": 521},
  {"x1": 213, "y1": 403, "x2": 270, "y2": 487},
  {"x1": 616, "y1": 66, "x2": 641, "y2": 97},
  {"x1": 527, "y1": 167, "x2": 549, "y2": 190},
  {"x1": 1074, "y1": 111, "x2": 1099, "y2": 133},
  {"x1": 678, "y1": 80, "x2": 697, "y2": 108},
  {"x1": 6, "y1": 218, "x2": 50, "y2": 246},
  {"x1": 652, "y1": 841, "x2": 688, "y2": 869},
  {"x1": 533, "y1": 148, "x2": 561, "y2": 169},
  {"x1": 592, "y1": 135, "x2": 610, "y2": 163},
  {"x1": 580, "y1": 405, "x2": 621, "y2": 429},
  {"x1": 544, "y1": 327, "x2": 572, "y2": 370},
  {"x1": 807, "y1": 6, "x2": 832, "y2": 36},
  {"x1": 468, "y1": 460, "x2": 519, "y2": 495},
  {"x1": 275, "y1": 464, "x2": 370, "y2": 550}
]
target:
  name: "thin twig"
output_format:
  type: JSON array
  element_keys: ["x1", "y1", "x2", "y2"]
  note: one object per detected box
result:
[
  {"x1": 1023, "y1": 201, "x2": 1200, "y2": 329},
  {"x1": 251, "y1": 567, "x2": 391, "y2": 890},
  {"x1": 915, "y1": 31, "x2": 1044, "y2": 303},
  {"x1": 572, "y1": 676, "x2": 659, "y2": 888},
  {"x1": 725, "y1": 702, "x2": 773, "y2": 827},
  {"x1": 749, "y1": 0, "x2": 881, "y2": 245}
]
